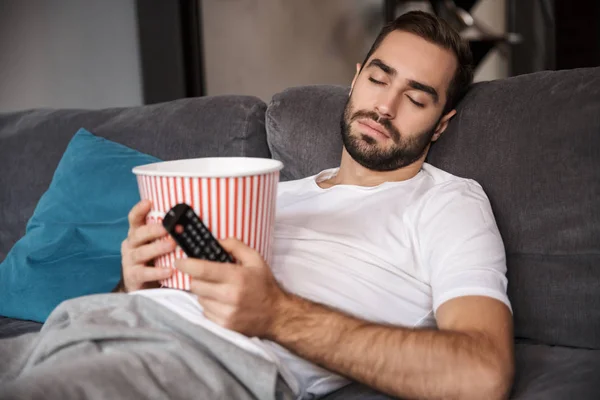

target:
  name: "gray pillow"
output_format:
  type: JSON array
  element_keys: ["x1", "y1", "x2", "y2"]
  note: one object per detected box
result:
[
  {"x1": 0, "y1": 96, "x2": 270, "y2": 261},
  {"x1": 266, "y1": 85, "x2": 348, "y2": 181}
]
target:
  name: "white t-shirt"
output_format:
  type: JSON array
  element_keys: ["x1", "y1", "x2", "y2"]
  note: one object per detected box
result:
[{"x1": 131, "y1": 162, "x2": 511, "y2": 399}]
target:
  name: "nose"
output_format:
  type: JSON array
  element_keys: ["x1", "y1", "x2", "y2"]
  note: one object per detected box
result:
[{"x1": 375, "y1": 90, "x2": 399, "y2": 120}]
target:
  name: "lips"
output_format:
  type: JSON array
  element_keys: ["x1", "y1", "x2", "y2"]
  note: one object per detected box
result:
[{"x1": 357, "y1": 118, "x2": 390, "y2": 138}]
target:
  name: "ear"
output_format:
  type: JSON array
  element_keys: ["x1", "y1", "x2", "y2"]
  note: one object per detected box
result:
[
  {"x1": 350, "y1": 63, "x2": 361, "y2": 95},
  {"x1": 431, "y1": 109, "x2": 456, "y2": 142}
]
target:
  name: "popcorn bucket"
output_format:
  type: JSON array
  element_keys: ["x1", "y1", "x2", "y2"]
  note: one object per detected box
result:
[{"x1": 132, "y1": 157, "x2": 283, "y2": 290}]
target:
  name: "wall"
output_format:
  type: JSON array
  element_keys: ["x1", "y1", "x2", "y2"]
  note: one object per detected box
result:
[
  {"x1": 201, "y1": 0, "x2": 382, "y2": 102},
  {"x1": 0, "y1": 0, "x2": 142, "y2": 112},
  {"x1": 201, "y1": 0, "x2": 509, "y2": 102},
  {"x1": 0, "y1": 0, "x2": 511, "y2": 111}
]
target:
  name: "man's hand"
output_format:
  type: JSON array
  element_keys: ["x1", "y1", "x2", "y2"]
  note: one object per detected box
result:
[
  {"x1": 118, "y1": 200, "x2": 176, "y2": 292},
  {"x1": 175, "y1": 238, "x2": 287, "y2": 337}
]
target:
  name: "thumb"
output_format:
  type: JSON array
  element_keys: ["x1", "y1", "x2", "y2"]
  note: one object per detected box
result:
[{"x1": 219, "y1": 238, "x2": 263, "y2": 266}]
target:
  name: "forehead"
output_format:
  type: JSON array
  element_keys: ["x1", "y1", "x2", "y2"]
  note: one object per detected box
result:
[{"x1": 368, "y1": 30, "x2": 457, "y2": 96}]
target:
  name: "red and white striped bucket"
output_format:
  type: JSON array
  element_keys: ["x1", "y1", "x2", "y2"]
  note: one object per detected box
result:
[{"x1": 132, "y1": 157, "x2": 283, "y2": 290}]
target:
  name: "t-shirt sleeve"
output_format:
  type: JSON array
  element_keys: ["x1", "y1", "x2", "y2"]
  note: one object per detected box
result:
[{"x1": 418, "y1": 180, "x2": 512, "y2": 316}]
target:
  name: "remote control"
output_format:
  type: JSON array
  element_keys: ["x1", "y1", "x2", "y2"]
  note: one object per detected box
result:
[{"x1": 163, "y1": 203, "x2": 234, "y2": 263}]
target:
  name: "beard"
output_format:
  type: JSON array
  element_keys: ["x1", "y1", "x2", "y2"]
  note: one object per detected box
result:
[{"x1": 340, "y1": 97, "x2": 438, "y2": 172}]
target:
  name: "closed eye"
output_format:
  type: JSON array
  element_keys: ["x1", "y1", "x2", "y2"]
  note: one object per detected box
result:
[
  {"x1": 368, "y1": 77, "x2": 385, "y2": 85},
  {"x1": 407, "y1": 96, "x2": 425, "y2": 108}
]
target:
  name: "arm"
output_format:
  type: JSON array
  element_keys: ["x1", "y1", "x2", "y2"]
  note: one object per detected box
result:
[
  {"x1": 177, "y1": 239, "x2": 514, "y2": 400},
  {"x1": 268, "y1": 292, "x2": 513, "y2": 400}
]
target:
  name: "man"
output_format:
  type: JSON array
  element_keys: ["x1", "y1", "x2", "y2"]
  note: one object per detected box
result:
[{"x1": 1, "y1": 11, "x2": 513, "y2": 400}]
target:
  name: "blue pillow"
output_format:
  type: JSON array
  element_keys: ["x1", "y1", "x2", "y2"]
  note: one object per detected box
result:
[{"x1": 0, "y1": 128, "x2": 161, "y2": 322}]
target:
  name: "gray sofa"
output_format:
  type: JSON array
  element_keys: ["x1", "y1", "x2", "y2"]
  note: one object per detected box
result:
[{"x1": 1, "y1": 67, "x2": 599, "y2": 399}]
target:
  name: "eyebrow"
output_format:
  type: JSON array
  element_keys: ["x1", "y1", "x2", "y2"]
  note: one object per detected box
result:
[
  {"x1": 366, "y1": 58, "x2": 439, "y2": 104},
  {"x1": 407, "y1": 79, "x2": 439, "y2": 104},
  {"x1": 367, "y1": 58, "x2": 396, "y2": 76}
]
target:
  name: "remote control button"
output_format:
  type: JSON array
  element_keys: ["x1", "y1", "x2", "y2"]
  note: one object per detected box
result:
[
  {"x1": 208, "y1": 253, "x2": 216, "y2": 261},
  {"x1": 186, "y1": 210, "x2": 194, "y2": 218},
  {"x1": 203, "y1": 232, "x2": 211, "y2": 240},
  {"x1": 193, "y1": 247, "x2": 201, "y2": 255},
  {"x1": 199, "y1": 240, "x2": 206, "y2": 246},
  {"x1": 204, "y1": 246, "x2": 211, "y2": 254},
  {"x1": 210, "y1": 242, "x2": 222, "y2": 254}
]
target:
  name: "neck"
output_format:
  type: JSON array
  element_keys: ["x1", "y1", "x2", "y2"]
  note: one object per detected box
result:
[{"x1": 323, "y1": 147, "x2": 427, "y2": 188}]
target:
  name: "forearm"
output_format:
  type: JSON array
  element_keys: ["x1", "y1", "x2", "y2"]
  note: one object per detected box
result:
[{"x1": 268, "y1": 294, "x2": 510, "y2": 400}]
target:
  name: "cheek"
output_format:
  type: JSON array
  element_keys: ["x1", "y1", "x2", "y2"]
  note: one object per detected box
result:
[
  {"x1": 351, "y1": 81, "x2": 379, "y2": 109},
  {"x1": 395, "y1": 106, "x2": 439, "y2": 135}
]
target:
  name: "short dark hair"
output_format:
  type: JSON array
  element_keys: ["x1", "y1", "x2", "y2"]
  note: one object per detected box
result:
[{"x1": 360, "y1": 11, "x2": 473, "y2": 113}]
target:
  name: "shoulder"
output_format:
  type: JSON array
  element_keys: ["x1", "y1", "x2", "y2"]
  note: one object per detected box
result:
[
  {"x1": 420, "y1": 163, "x2": 484, "y2": 192},
  {"x1": 420, "y1": 163, "x2": 489, "y2": 204},
  {"x1": 417, "y1": 163, "x2": 496, "y2": 226}
]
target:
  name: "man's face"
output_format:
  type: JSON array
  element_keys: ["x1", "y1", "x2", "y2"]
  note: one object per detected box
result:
[{"x1": 341, "y1": 31, "x2": 458, "y2": 171}]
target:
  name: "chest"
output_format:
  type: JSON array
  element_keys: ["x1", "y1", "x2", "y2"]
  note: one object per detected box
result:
[
  {"x1": 271, "y1": 186, "x2": 439, "y2": 327},
  {"x1": 274, "y1": 187, "x2": 426, "y2": 277}
]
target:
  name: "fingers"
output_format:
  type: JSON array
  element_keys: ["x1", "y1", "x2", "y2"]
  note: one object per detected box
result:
[
  {"x1": 125, "y1": 265, "x2": 173, "y2": 290},
  {"x1": 130, "y1": 239, "x2": 177, "y2": 265},
  {"x1": 176, "y1": 258, "x2": 234, "y2": 283},
  {"x1": 141, "y1": 267, "x2": 174, "y2": 283},
  {"x1": 129, "y1": 223, "x2": 170, "y2": 248},
  {"x1": 128, "y1": 200, "x2": 152, "y2": 233},
  {"x1": 189, "y1": 280, "x2": 227, "y2": 301},
  {"x1": 219, "y1": 238, "x2": 263, "y2": 265}
]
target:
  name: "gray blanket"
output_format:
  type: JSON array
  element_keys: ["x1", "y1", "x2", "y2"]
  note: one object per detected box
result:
[{"x1": 0, "y1": 293, "x2": 295, "y2": 400}]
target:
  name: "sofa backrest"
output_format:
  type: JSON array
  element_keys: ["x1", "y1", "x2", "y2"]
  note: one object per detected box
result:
[
  {"x1": 265, "y1": 67, "x2": 600, "y2": 350},
  {"x1": 0, "y1": 96, "x2": 270, "y2": 261},
  {"x1": 427, "y1": 68, "x2": 600, "y2": 350}
]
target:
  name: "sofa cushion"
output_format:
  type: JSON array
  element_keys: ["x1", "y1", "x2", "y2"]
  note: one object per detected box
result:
[
  {"x1": 266, "y1": 85, "x2": 346, "y2": 181},
  {"x1": 0, "y1": 316, "x2": 42, "y2": 339},
  {"x1": 320, "y1": 383, "x2": 393, "y2": 400},
  {"x1": 426, "y1": 68, "x2": 600, "y2": 349},
  {"x1": 0, "y1": 129, "x2": 160, "y2": 322},
  {"x1": 266, "y1": 68, "x2": 600, "y2": 349},
  {"x1": 0, "y1": 96, "x2": 269, "y2": 262},
  {"x1": 509, "y1": 343, "x2": 600, "y2": 399}
]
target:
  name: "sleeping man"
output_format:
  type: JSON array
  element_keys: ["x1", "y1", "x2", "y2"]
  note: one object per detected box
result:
[{"x1": 0, "y1": 11, "x2": 514, "y2": 400}]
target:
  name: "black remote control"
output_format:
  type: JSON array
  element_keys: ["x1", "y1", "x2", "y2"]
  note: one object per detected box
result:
[{"x1": 163, "y1": 203, "x2": 234, "y2": 263}]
